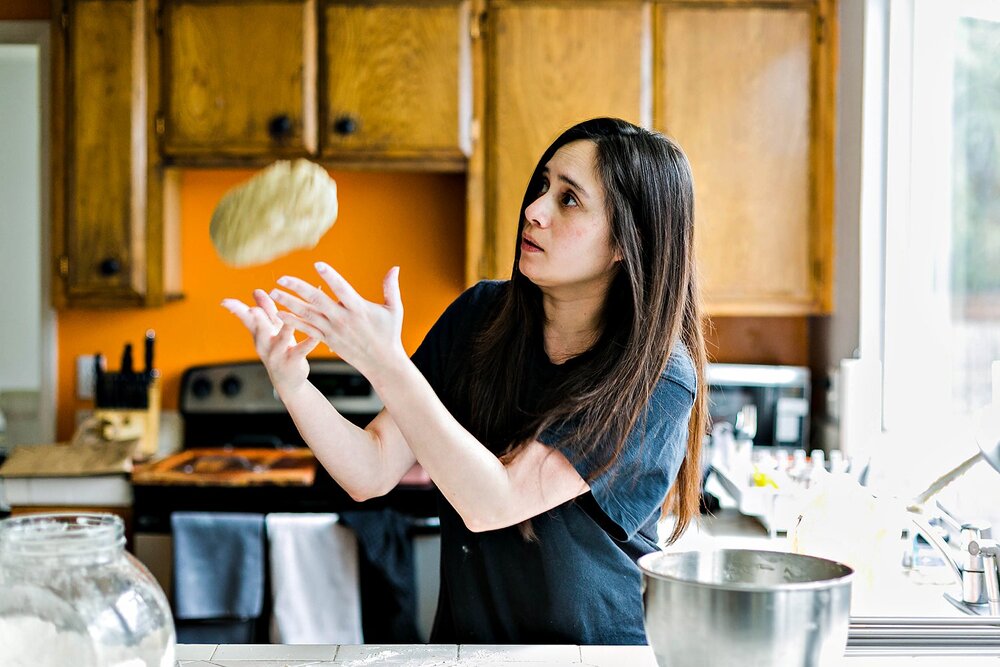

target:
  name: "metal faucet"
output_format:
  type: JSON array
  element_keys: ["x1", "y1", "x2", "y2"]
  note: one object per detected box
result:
[
  {"x1": 904, "y1": 402, "x2": 1000, "y2": 616},
  {"x1": 968, "y1": 538, "x2": 1000, "y2": 617},
  {"x1": 909, "y1": 516, "x2": 1000, "y2": 616}
]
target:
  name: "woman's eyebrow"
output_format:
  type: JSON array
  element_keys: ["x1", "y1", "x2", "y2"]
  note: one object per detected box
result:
[{"x1": 541, "y1": 167, "x2": 589, "y2": 199}]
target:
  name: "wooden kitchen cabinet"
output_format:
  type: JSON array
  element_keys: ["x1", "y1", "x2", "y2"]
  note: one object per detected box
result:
[
  {"x1": 468, "y1": 0, "x2": 837, "y2": 315},
  {"x1": 471, "y1": 0, "x2": 650, "y2": 280},
  {"x1": 160, "y1": 0, "x2": 318, "y2": 159},
  {"x1": 52, "y1": 0, "x2": 181, "y2": 307},
  {"x1": 321, "y1": 0, "x2": 472, "y2": 167},
  {"x1": 655, "y1": 0, "x2": 836, "y2": 314}
]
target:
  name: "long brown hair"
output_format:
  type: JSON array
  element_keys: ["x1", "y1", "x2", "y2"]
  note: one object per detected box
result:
[{"x1": 467, "y1": 118, "x2": 707, "y2": 545}]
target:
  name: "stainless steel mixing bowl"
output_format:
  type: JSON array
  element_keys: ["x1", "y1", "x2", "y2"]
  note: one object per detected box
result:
[{"x1": 639, "y1": 549, "x2": 853, "y2": 667}]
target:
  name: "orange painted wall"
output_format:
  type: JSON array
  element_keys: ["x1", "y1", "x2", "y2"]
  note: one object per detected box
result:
[{"x1": 55, "y1": 170, "x2": 466, "y2": 440}]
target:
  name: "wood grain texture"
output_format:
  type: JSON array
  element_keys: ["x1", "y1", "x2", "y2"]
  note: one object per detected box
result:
[
  {"x1": 66, "y1": 0, "x2": 147, "y2": 302},
  {"x1": 465, "y1": 0, "x2": 487, "y2": 284},
  {"x1": 706, "y1": 316, "x2": 810, "y2": 366},
  {"x1": 162, "y1": 0, "x2": 317, "y2": 157},
  {"x1": 322, "y1": 0, "x2": 469, "y2": 160},
  {"x1": 484, "y1": 1, "x2": 650, "y2": 279},
  {"x1": 812, "y1": 0, "x2": 837, "y2": 313},
  {"x1": 657, "y1": 3, "x2": 817, "y2": 313}
]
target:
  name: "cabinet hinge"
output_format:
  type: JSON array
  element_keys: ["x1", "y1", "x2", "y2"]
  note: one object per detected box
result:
[
  {"x1": 58, "y1": 256, "x2": 69, "y2": 278},
  {"x1": 470, "y1": 10, "x2": 486, "y2": 41},
  {"x1": 815, "y1": 15, "x2": 826, "y2": 45},
  {"x1": 155, "y1": 112, "x2": 165, "y2": 137}
]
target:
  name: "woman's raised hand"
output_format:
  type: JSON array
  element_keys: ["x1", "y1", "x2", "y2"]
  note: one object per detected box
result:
[
  {"x1": 266, "y1": 262, "x2": 406, "y2": 381},
  {"x1": 221, "y1": 289, "x2": 320, "y2": 392}
]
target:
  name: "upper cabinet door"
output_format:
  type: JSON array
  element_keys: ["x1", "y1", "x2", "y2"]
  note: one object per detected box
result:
[
  {"x1": 479, "y1": 1, "x2": 650, "y2": 280},
  {"x1": 656, "y1": 1, "x2": 835, "y2": 315},
  {"x1": 321, "y1": 0, "x2": 471, "y2": 165},
  {"x1": 161, "y1": 0, "x2": 318, "y2": 158},
  {"x1": 55, "y1": 0, "x2": 149, "y2": 305}
]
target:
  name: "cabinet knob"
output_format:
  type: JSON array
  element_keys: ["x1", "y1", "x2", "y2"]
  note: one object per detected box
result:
[
  {"x1": 268, "y1": 114, "x2": 294, "y2": 140},
  {"x1": 333, "y1": 115, "x2": 358, "y2": 136},
  {"x1": 99, "y1": 258, "x2": 122, "y2": 276}
]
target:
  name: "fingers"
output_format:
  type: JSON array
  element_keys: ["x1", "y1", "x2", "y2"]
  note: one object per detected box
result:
[
  {"x1": 315, "y1": 262, "x2": 364, "y2": 310},
  {"x1": 277, "y1": 311, "x2": 325, "y2": 341},
  {"x1": 269, "y1": 287, "x2": 330, "y2": 332},
  {"x1": 383, "y1": 266, "x2": 402, "y2": 312},
  {"x1": 276, "y1": 275, "x2": 338, "y2": 313},
  {"x1": 291, "y1": 335, "x2": 321, "y2": 357},
  {"x1": 221, "y1": 298, "x2": 255, "y2": 330},
  {"x1": 275, "y1": 321, "x2": 296, "y2": 348},
  {"x1": 223, "y1": 298, "x2": 280, "y2": 341},
  {"x1": 252, "y1": 289, "x2": 282, "y2": 327}
]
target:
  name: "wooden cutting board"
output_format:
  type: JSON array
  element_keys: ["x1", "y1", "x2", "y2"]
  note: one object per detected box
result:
[{"x1": 132, "y1": 448, "x2": 316, "y2": 487}]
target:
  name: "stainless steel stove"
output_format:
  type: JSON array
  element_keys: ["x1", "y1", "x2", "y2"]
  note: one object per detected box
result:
[{"x1": 132, "y1": 359, "x2": 441, "y2": 641}]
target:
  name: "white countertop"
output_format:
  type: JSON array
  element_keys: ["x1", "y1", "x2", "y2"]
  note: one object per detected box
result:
[
  {"x1": 176, "y1": 643, "x2": 1000, "y2": 666},
  {"x1": 174, "y1": 511, "x2": 996, "y2": 666}
]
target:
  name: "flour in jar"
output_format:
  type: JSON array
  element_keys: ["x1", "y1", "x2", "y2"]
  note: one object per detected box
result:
[{"x1": 0, "y1": 616, "x2": 174, "y2": 667}]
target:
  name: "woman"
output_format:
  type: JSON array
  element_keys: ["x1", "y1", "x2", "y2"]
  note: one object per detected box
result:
[{"x1": 222, "y1": 117, "x2": 707, "y2": 645}]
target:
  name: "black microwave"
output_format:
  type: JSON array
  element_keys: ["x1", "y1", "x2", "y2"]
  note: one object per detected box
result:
[{"x1": 706, "y1": 363, "x2": 811, "y2": 450}]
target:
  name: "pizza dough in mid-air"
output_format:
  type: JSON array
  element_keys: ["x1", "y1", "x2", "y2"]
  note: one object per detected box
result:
[{"x1": 210, "y1": 159, "x2": 339, "y2": 267}]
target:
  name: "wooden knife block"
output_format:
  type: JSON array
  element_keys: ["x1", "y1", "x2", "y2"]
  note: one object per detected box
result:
[{"x1": 94, "y1": 377, "x2": 161, "y2": 461}]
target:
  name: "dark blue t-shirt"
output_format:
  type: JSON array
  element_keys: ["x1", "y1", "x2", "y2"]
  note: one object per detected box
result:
[{"x1": 411, "y1": 280, "x2": 696, "y2": 645}]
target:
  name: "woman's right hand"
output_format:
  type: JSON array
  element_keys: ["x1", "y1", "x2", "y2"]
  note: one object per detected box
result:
[{"x1": 222, "y1": 289, "x2": 320, "y2": 392}]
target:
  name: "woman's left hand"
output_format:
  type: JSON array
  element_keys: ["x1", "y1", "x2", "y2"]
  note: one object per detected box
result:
[{"x1": 268, "y1": 262, "x2": 406, "y2": 381}]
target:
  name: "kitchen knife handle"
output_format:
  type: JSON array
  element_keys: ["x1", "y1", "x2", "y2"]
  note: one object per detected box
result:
[
  {"x1": 144, "y1": 329, "x2": 155, "y2": 376},
  {"x1": 121, "y1": 343, "x2": 133, "y2": 375}
]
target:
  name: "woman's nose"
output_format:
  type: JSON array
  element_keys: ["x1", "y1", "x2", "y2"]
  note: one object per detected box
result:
[{"x1": 524, "y1": 196, "x2": 550, "y2": 228}]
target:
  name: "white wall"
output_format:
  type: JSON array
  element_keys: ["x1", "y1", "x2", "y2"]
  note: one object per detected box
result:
[
  {"x1": 0, "y1": 22, "x2": 54, "y2": 447},
  {"x1": 0, "y1": 44, "x2": 42, "y2": 389}
]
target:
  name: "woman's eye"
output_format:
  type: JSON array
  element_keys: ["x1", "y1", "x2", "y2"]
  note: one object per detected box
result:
[
  {"x1": 560, "y1": 192, "x2": 578, "y2": 207},
  {"x1": 537, "y1": 178, "x2": 550, "y2": 195}
]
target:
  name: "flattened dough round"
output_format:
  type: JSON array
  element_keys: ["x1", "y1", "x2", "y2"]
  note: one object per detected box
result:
[{"x1": 210, "y1": 159, "x2": 339, "y2": 267}]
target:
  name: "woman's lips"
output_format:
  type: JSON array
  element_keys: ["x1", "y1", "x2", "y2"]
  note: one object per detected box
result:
[{"x1": 521, "y1": 236, "x2": 543, "y2": 252}]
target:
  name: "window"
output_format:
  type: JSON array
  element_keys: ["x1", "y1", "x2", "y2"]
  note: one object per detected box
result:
[{"x1": 879, "y1": 0, "x2": 1000, "y2": 520}]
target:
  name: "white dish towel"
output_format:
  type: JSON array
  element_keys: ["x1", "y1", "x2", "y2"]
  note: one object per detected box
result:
[{"x1": 265, "y1": 512, "x2": 363, "y2": 644}]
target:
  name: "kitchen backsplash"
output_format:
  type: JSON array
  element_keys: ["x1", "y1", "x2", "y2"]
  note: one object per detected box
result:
[{"x1": 55, "y1": 170, "x2": 467, "y2": 441}]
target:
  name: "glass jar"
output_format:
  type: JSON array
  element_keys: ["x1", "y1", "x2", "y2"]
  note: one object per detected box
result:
[{"x1": 0, "y1": 513, "x2": 175, "y2": 667}]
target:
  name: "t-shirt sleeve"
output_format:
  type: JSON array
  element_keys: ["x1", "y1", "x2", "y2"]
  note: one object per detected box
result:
[
  {"x1": 541, "y1": 346, "x2": 697, "y2": 541},
  {"x1": 410, "y1": 280, "x2": 503, "y2": 397}
]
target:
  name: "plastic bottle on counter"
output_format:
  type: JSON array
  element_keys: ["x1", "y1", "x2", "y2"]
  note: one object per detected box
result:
[
  {"x1": 788, "y1": 449, "x2": 809, "y2": 486},
  {"x1": 828, "y1": 449, "x2": 850, "y2": 474},
  {"x1": 806, "y1": 449, "x2": 829, "y2": 488}
]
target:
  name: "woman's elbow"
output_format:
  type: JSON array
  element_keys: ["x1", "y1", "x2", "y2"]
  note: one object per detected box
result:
[
  {"x1": 461, "y1": 510, "x2": 508, "y2": 533},
  {"x1": 343, "y1": 481, "x2": 388, "y2": 503}
]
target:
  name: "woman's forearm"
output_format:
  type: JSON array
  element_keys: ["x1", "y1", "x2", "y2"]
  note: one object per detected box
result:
[
  {"x1": 368, "y1": 351, "x2": 518, "y2": 531},
  {"x1": 276, "y1": 379, "x2": 401, "y2": 500}
]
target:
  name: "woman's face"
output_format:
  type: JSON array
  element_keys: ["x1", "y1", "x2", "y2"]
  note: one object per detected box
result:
[{"x1": 519, "y1": 140, "x2": 620, "y2": 291}]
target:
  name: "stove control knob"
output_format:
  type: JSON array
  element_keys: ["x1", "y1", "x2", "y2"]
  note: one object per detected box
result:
[
  {"x1": 221, "y1": 375, "x2": 242, "y2": 397},
  {"x1": 191, "y1": 377, "x2": 212, "y2": 399}
]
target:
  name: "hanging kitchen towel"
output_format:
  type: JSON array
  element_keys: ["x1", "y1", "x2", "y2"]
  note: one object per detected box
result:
[
  {"x1": 340, "y1": 509, "x2": 421, "y2": 643},
  {"x1": 171, "y1": 511, "x2": 266, "y2": 621},
  {"x1": 265, "y1": 513, "x2": 363, "y2": 644}
]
